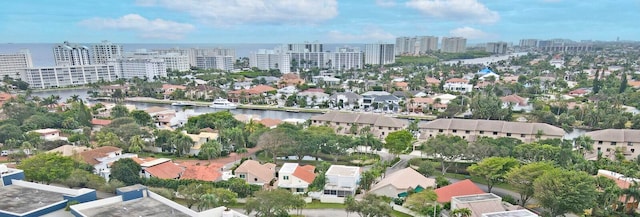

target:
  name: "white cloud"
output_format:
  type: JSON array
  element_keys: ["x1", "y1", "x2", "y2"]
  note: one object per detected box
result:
[
  {"x1": 327, "y1": 28, "x2": 395, "y2": 43},
  {"x1": 449, "y1": 26, "x2": 491, "y2": 39},
  {"x1": 406, "y1": 0, "x2": 500, "y2": 24},
  {"x1": 80, "y1": 14, "x2": 194, "y2": 40},
  {"x1": 136, "y1": 0, "x2": 338, "y2": 26},
  {"x1": 375, "y1": 0, "x2": 397, "y2": 7}
]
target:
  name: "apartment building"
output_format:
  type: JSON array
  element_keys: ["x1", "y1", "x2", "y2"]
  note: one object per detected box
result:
[
  {"x1": 286, "y1": 42, "x2": 324, "y2": 52},
  {"x1": 328, "y1": 47, "x2": 363, "y2": 70},
  {"x1": 113, "y1": 58, "x2": 166, "y2": 81},
  {"x1": 364, "y1": 43, "x2": 395, "y2": 65},
  {"x1": 21, "y1": 64, "x2": 117, "y2": 89},
  {"x1": 585, "y1": 129, "x2": 640, "y2": 160},
  {"x1": 249, "y1": 49, "x2": 291, "y2": 73},
  {"x1": 195, "y1": 56, "x2": 234, "y2": 71},
  {"x1": 441, "y1": 37, "x2": 467, "y2": 53},
  {"x1": 519, "y1": 39, "x2": 538, "y2": 48},
  {"x1": 91, "y1": 40, "x2": 123, "y2": 64},
  {"x1": 417, "y1": 119, "x2": 565, "y2": 143},
  {"x1": 309, "y1": 112, "x2": 407, "y2": 139},
  {"x1": 161, "y1": 53, "x2": 190, "y2": 72},
  {"x1": 395, "y1": 36, "x2": 438, "y2": 55},
  {"x1": 53, "y1": 41, "x2": 91, "y2": 66},
  {"x1": 485, "y1": 42, "x2": 508, "y2": 54},
  {"x1": 0, "y1": 50, "x2": 33, "y2": 78}
]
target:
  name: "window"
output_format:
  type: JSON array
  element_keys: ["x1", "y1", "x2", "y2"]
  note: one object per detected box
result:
[
  {"x1": 493, "y1": 132, "x2": 498, "y2": 135},
  {"x1": 439, "y1": 129, "x2": 444, "y2": 133},
  {"x1": 296, "y1": 188, "x2": 305, "y2": 192},
  {"x1": 465, "y1": 131, "x2": 470, "y2": 134},
  {"x1": 452, "y1": 130, "x2": 457, "y2": 133},
  {"x1": 462, "y1": 136, "x2": 466, "y2": 139},
  {"x1": 629, "y1": 143, "x2": 634, "y2": 146},
  {"x1": 632, "y1": 149, "x2": 636, "y2": 153},
  {"x1": 239, "y1": 174, "x2": 246, "y2": 179},
  {"x1": 597, "y1": 147, "x2": 601, "y2": 151},
  {"x1": 521, "y1": 134, "x2": 525, "y2": 138},
  {"x1": 479, "y1": 131, "x2": 484, "y2": 134},
  {"x1": 254, "y1": 178, "x2": 258, "y2": 182},
  {"x1": 283, "y1": 176, "x2": 289, "y2": 180},
  {"x1": 507, "y1": 133, "x2": 512, "y2": 137},
  {"x1": 598, "y1": 141, "x2": 603, "y2": 144},
  {"x1": 379, "y1": 126, "x2": 382, "y2": 130},
  {"x1": 612, "y1": 142, "x2": 617, "y2": 146}
]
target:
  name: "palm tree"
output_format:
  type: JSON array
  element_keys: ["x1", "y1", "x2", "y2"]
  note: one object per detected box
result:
[
  {"x1": 451, "y1": 208, "x2": 472, "y2": 217},
  {"x1": 197, "y1": 194, "x2": 219, "y2": 211},
  {"x1": 622, "y1": 182, "x2": 640, "y2": 214},
  {"x1": 170, "y1": 133, "x2": 195, "y2": 156},
  {"x1": 67, "y1": 94, "x2": 81, "y2": 103}
]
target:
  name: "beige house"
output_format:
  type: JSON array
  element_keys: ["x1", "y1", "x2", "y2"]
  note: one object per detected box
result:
[
  {"x1": 309, "y1": 112, "x2": 407, "y2": 139},
  {"x1": 47, "y1": 145, "x2": 91, "y2": 157},
  {"x1": 418, "y1": 119, "x2": 565, "y2": 143},
  {"x1": 234, "y1": 160, "x2": 276, "y2": 187},
  {"x1": 184, "y1": 131, "x2": 219, "y2": 156},
  {"x1": 369, "y1": 167, "x2": 435, "y2": 198},
  {"x1": 586, "y1": 129, "x2": 640, "y2": 160}
]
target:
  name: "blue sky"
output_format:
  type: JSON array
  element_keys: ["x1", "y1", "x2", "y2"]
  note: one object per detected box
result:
[{"x1": 1, "y1": 0, "x2": 638, "y2": 44}]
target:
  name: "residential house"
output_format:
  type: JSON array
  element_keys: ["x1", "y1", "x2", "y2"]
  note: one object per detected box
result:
[
  {"x1": 161, "y1": 84, "x2": 187, "y2": 99},
  {"x1": 278, "y1": 86, "x2": 299, "y2": 95},
  {"x1": 323, "y1": 165, "x2": 361, "y2": 197},
  {"x1": 450, "y1": 193, "x2": 524, "y2": 217},
  {"x1": 233, "y1": 81, "x2": 252, "y2": 90},
  {"x1": 0, "y1": 92, "x2": 15, "y2": 107},
  {"x1": 297, "y1": 91, "x2": 330, "y2": 106},
  {"x1": 180, "y1": 163, "x2": 224, "y2": 182},
  {"x1": 255, "y1": 76, "x2": 280, "y2": 85},
  {"x1": 185, "y1": 131, "x2": 219, "y2": 156},
  {"x1": 369, "y1": 168, "x2": 436, "y2": 198},
  {"x1": 585, "y1": 129, "x2": 640, "y2": 160},
  {"x1": 434, "y1": 179, "x2": 485, "y2": 203},
  {"x1": 313, "y1": 76, "x2": 341, "y2": 86},
  {"x1": 99, "y1": 84, "x2": 129, "y2": 97},
  {"x1": 139, "y1": 158, "x2": 184, "y2": 179},
  {"x1": 432, "y1": 93, "x2": 457, "y2": 104},
  {"x1": 90, "y1": 118, "x2": 112, "y2": 131},
  {"x1": 443, "y1": 78, "x2": 473, "y2": 93},
  {"x1": 394, "y1": 82, "x2": 409, "y2": 91},
  {"x1": 187, "y1": 84, "x2": 218, "y2": 100},
  {"x1": 329, "y1": 92, "x2": 363, "y2": 109},
  {"x1": 392, "y1": 90, "x2": 427, "y2": 99},
  {"x1": 228, "y1": 85, "x2": 276, "y2": 103},
  {"x1": 500, "y1": 94, "x2": 533, "y2": 112},
  {"x1": 425, "y1": 77, "x2": 441, "y2": 88},
  {"x1": 31, "y1": 128, "x2": 67, "y2": 141},
  {"x1": 408, "y1": 97, "x2": 446, "y2": 113},
  {"x1": 234, "y1": 160, "x2": 276, "y2": 187},
  {"x1": 259, "y1": 118, "x2": 282, "y2": 129},
  {"x1": 279, "y1": 73, "x2": 305, "y2": 88},
  {"x1": 569, "y1": 88, "x2": 591, "y2": 97},
  {"x1": 145, "y1": 106, "x2": 176, "y2": 127},
  {"x1": 47, "y1": 144, "x2": 91, "y2": 157},
  {"x1": 310, "y1": 112, "x2": 407, "y2": 139},
  {"x1": 277, "y1": 163, "x2": 316, "y2": 194},
  {"x1": 479, "y1": 72, "x2": 500, "y2": 82},
  {"x1": 481, "y1": 210, "x2": 538, "y2": 217},
  {"x1": 79, "y1": 146, "x2": 137, "y2": 180},
  {"x1": 418, "y1": 119, "x2": 565, "y2": 143},
  {"x1": 597, "y1": 169, "x2": 640, "y2": 211}
]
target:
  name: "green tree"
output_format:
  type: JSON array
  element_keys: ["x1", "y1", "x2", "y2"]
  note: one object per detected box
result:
[
  {"x1": 505, "y1": 162, "x2": 554, "y2": 206},
  {"x1": 422, "y1": 135, "x2": 468, "y2": 174},
  {"x1": 128, "y1": 135, "x2": 144, "y2": 153},
  {"x1": 170, "y1": 132, "x2": 195, "y2": 156},
  {"x1": 18, "y1": 153, "x2": 75, "y2": 184},
  {"x1": 384, "y1": 130, "x2": 414, "y2": 156},
  {"x1": 94, "y1": 131, "x2": 123, "y2": 148},
  {"x1": 245, "y1": 189, "x2": 305, "y2": 217},
  {"x1": 129, "y1": 110, "x2": 152, "y2": 126},
  {"x1": 533, "y1": 169, "x2": 597, "y2": 217},
  {"x1": 110, "y1": 104, "x2": 130, "y2": 119},
  {"x1": 592, "y1": 176, "x2": 622, "y2": 216},
  {"x1": 451, "y1": 208, "x2": 472, "y2": 217},
  {"x1": 467, "y1": 157, "x2": 520, "y2": 193},
  {"x1": 345, "y1": 194, "x2": 392, "y2": 217},
  {"x1": 110, "y1": 158, "x2": 141, "y2": 185},
  {"x1": 199, "y1": 140, "x2": 222, "y2": 161},
  {"x1": 177, "y1": 183, "x2": 209, "y2": 209},
  {"x1": 405, "y1": 190, "x2": 438, "y2": 215}
]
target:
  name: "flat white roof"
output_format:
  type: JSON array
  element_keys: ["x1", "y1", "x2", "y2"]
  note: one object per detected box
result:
[
  {"x1": 482, "y1": 209, "x2": 538, "y2": 217},
  {"x1": 326, "y1": 165, "x2": 359, "y2": 177},
  {"x1": 140, "y1": 158, "x2": 171, "y2": 167},
  {"x1": 279, "y1": 163, "x2": 298, "y2": 174}
]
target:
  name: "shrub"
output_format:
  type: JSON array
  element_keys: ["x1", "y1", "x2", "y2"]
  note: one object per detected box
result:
[{"x1": 65, "y1": 201, "x2": 79, "y2": 211}]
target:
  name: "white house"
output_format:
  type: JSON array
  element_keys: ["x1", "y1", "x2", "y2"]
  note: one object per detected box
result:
[
  {"x1": 500, "y1": 94, "x2": 533, "y2": 112},
  {"x1": 31, "y1": 128, "x2": 67, "y2": 141},
  {"x1": 443, "y1": 78, "x2": 473, "y2": 93},
  {"x1": 79, "y1": 146, "x2": 137, "y2": 180},
  {"x1": 297, "y1": 91, "x2": 330, "y2": 106},
  {"x1": 479, "y1": 72, "x2": 500, "y2": 81},
  {"x1": 277, "y1": 163, "x2": 316, "y2": 194},
  {"x1": 323, "y1": 165, "x2": 361, "y2": 197}
]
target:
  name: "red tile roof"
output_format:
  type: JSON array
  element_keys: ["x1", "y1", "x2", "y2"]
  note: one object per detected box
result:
[
  {"x1": 260, "y1": 118, "x2": 282, "y2": 128},
  {"x1": 500, "y1": 94, "x2": 527, "y2": 106},
  {"x1": 91, "y1": 118, "x2": 112, "y2": 126},
  {"x1": 446, "y1": 78, "x2": 468, "y2": 84},
  {"x1": 425, "y1": 77, "x2": 441, "y2": 84},
  {"x1": 144, "y1": 161, "x2": 184, "y2": 179},
  {"x1": 79, "y1": 146, "x2": 122, "y2": 165},
  {"x1": 395, "y1": 82, "x2": 408, "y2": 87},
  {"x1": 303, "y1": 88, "x2": 325, "y2": 93},
  {"x1": 293, "y1": 165, "x2": 316, "y2": 184},
  {"x1": 434, "y1": 179, "x2": 485, "y2": 203},
  {"x1": 180, "y1": 164, "x2": 223, "y2": 181},
  {"x1": 230, "y1": 85, "x2": 277, "y2": 95}
]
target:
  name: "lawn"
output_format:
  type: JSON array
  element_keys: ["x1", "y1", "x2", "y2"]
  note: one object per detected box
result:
[
  {"x1": 443, "y1": 172, "x2": 517, "y2": 191},
  {"x1": 304, "y1": 201, "x2": 347, "y2": 209},
  {"x1": 392, "y1": 210, "x2": 413, "y2": 217}
]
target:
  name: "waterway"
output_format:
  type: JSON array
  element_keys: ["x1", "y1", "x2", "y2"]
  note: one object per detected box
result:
[{"x1": 31, "y1": 88, "x2": 314, "y2": 120}]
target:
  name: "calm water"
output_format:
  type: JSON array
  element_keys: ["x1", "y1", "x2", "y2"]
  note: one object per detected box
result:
[
  {"x1": 0, "y1": 43, "x2": 366, "y2": 67},
  {"x1": 31, "y1": 88, "x2": 314, "y2": 120}
]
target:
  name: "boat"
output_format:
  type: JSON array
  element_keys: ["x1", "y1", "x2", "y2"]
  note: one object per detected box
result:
[
  {"x1": 210, "y1": 98, "x2": 237, "y2": 109},
  {"x1": 171, "y1": 101, "x2": 195, "y2": 106}
]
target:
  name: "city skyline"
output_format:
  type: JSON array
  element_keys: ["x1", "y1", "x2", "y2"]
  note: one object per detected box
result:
[{"x1": 1, "y1": 0, "x2": 639, "y2": 44}]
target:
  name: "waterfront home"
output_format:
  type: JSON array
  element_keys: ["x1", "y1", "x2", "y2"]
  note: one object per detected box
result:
[
  {"x1": 443, "y1": 78, "x2": 473, "y2": 93},
  {"x1": 185, "y1": 131, "x2": 219, "y2": 156},
  {"x1": 297, "y1": 91, "x2": 330, "y2": 106},
  {"x1": 186, "y1": 84, "x2": 218, "y2": 100},
  {"x1": 310, "y1": 112, "x2": 406, "y2": 139},
  {"x1": 145, "y1": 106, "x2": 176, "y2": 127},
  {"x1": 279, "y1": 73, "x2": 305, "y2": 88},
  {"x1": 90, "y1": 118, "x2": 112, "y2": 131},
  {"x1": 277, "y1": 163, "x2": 316, "y2": 194},
  {"x1": 161, "y1": 84, "x2": 187, "y2": 99},
  {"x1": 234, "y1": 160, "x2": 276, "y2": 187},
  {"x1": 227, "y1": 85, "x2": 276, "y2": 103},
  {"x1": 329, "y1": 92, "x2": 363, "y2": 109},
  {"x1": 418, "y1": 119, "x2": 565, "y2": 143},
  {"x1": 586, "y1": 129, "x2": 640, "y2": 161},
  {"x1": 79, "y1": 146, "x2": 137, "y2": 180},
  {"x1": 369, "y1": 168, "x2": 435, "y2": 198},
  {"x1": 99, "y1": 84, "x2": 129, "y2": 97}
]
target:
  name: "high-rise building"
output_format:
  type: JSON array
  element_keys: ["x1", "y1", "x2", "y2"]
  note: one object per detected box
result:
[
  {"x1": 91, "y1": 40, "x2": 123, "y2": 64},
  {"x1": 195, "y1": 56, "x2": 234, "y2": 71},
  {"x1": 21, "y1": 65, "x2": 117, "y2": 89},
  {"x1": 364, "y1": 43, "x2": 395, "y2": 65},
  {"x1": 286, "y1": 42, "x2": 323, "y2": 53},
  {"x1": 485, "y1": 42, "x2": 508, "y2": 54},
  {"x1": 441, "y1": 37, "x2": 467, "y2": 53},
  {"x1": 0, "y1": 50, "x2": 33, "y2": 78},
  {"x1": 417, "y1": 36, "x2": 438, "y2": 54},
  {"x1": 328, "y1": 47, "x2": 363, "y2": 70},
  {"x1": 249, "y1": 49, "x2": 290, "y2": 74},
  {"x1": 289, "y1": 52, "x2": 327, "y2": 69},
  {"x1": 160, "y1": 53, "x2": 190, "y2": 72},
  {"x1": 395, "y1": 36, "x2": 438, "y2": 55},
  {"x1": 53, "y1": 41, "x2": 91, "y2": 66},
  {"x1": 112, "y1": 58, "x2": 166, "y2": 81},
  {"x1": 537, "y1": 39, "x2": 592, "y2": 52},
  {"x1": 519, "y1": 39, "x2": 538, "y2": 48}
]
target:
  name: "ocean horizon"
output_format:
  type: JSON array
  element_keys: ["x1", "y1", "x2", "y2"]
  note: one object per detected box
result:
[{"x1": 0, "y1": 43, "x2": 366, "y2": 67}]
